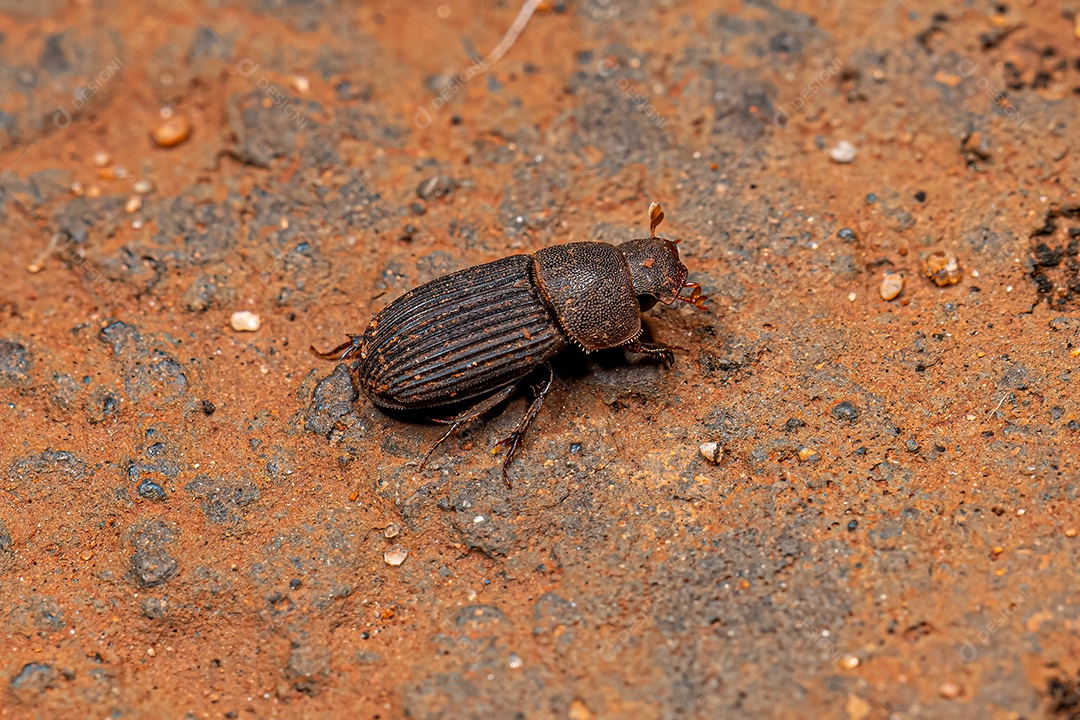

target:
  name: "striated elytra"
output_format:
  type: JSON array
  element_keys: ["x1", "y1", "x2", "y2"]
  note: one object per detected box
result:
[{"x1": 312, "y1": 202, "x2": 708, "y2": 484}]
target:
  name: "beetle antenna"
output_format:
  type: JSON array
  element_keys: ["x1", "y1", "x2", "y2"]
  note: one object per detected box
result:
[
  {"x1": 678, "y1": 282, "x2": 710, "y2": 311},
  {"x1": 648, "y1": 202, "x2": 665, "y2": 238},
  {"x1": 310, "y1": 334, "x2": 365, "y2": 361}
]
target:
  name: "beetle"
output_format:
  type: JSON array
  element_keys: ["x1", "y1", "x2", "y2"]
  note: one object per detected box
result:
[{"x1": 312, "y1": 202, "x2": 708, "y2": 483}]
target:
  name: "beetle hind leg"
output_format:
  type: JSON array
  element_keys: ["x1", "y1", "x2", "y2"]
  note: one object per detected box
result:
[
  {"x1": 410, "y1": 384, "x2": 518, "y2": 473},
  {"x1": 310, "y1": 334, "x2": 365, "y2": 361},
  {"x1": 493, "y1": 364, "x2": 554, "y2": 487}
]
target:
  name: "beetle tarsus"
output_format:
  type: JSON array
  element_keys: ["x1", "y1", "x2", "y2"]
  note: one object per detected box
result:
[
  {"x1": 493, "y1": 364, "x2": 554, "y2": 487},
  {"x1": 624, "y1": 339, "x2": 678, "y2": 367},
  {"x1": 310, "y1": 334, "x2": 365, "y2": 361}
]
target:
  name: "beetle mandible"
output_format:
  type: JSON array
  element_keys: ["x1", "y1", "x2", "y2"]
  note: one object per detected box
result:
[{"x1": 312, "y1": 202, "x2": 708, "y2": 484}]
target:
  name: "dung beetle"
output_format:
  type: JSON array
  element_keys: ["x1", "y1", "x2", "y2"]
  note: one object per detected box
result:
[{"x1": 313, "y1": 202, "x2": 708, "y2": 483}]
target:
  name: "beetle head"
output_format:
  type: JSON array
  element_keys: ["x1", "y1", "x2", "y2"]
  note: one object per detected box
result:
[
  {"x1": 617, "y1": 236, "x2": 688, "y2": 311},
  {"x1": 617, "y1": 202, "x2": 707, "y2": 312}
]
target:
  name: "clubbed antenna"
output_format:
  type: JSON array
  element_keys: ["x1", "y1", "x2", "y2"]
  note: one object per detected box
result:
[
  {"x1": 678, "y1": 282, "x2": 710, "y2": 311},
  {"x1": 648, "y1": 202, "x2": 665, "y2": 237}
]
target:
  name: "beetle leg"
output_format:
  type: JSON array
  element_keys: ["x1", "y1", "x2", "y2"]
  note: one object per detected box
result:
[
  {"x1": 493, "y1": 364, "x2": 554, "y2": 487},
  {"x1": 310, "y1": 334, "x2": 365, "y2": 361},
  {"x1": 677, "y1": 283, "x2": 709, "y2": 311},
  {"x1": 624, "y1": 339, "x2": 681, "y2": 367},
  {"x1": 412, "y1": 383, "x2": 518, "y2": 473}
]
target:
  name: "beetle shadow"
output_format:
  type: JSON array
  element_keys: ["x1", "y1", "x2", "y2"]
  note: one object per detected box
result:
[
  {"x1": 549, "y1": 321, "x2": 673, "y2": 379},
  {"x1": 550, "y1": 345, "x2": 616, "y2": 379},
  {"x1": 375, "y1": 382, "x2": 534, "y2": 427}
]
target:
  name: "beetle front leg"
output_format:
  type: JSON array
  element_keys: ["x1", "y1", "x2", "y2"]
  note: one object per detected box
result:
[
  {"x1": 493, "y1": 364, "x2": 554, "y2": 487},
  {"x1": 412, "y1": 384, "x2": 518, "y2": 473},
  {"x1": 624, "y1": 339, "x2": 682, "y2": 367}
]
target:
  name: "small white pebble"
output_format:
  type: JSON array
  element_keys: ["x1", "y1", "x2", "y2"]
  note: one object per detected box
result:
[
  {"x1": 508, "y1": 654, "x2": 523, "y2": 669},
  {"x1": 838, "y1": 653, "x2": 860, "y2": 670},
  {"x1": 699, "y1": 441, "x2": 723, "y2": 464},
  {"x1": 473, "y1": 515, "x2": 485, "y2": 524},
  {"x1": 133, "y1": 179, "x2": 154, "y2": 195},
  {"x1": 92, "y1": 151, "x2": 111, "y2": 167},
  {"x1": 230, "y1": 311, "x2": 261, "y2": 332},
  {"x1": 829, "y1": 141, "x2": 857, "y2": 163},
  {"x1": 384, "y1": 522, "x2": 400, "y2": 539},
  {"x1": 848, "y1": 292, "x2": 857, "y2": 302},
  {"x1": 293, "y1": 75, "x2": 310, "y2": 93},
  {"x1": 939, "y1": 681, "x2": 962, "y2": 699},
  {"x1": 125, "y1": 196, "x2": 142, "y2": 214},
  {"x1": 383, "y1": 546, "x2": 408, "y2": 566}
]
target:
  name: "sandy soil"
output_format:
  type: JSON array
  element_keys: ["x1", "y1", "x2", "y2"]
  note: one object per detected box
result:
[{"x1": 2, "y1": 1, "x2": 1080, "y2": 718}]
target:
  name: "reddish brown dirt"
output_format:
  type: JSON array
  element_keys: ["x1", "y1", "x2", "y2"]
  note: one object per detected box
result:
[{"x1": 2, "y1": 1, "x2": 1080, "y2": 718}]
